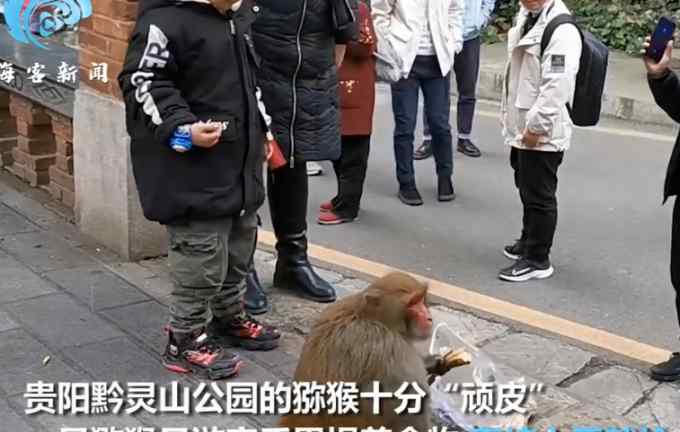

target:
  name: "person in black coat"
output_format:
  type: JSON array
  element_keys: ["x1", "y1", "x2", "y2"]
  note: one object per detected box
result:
[
  {"x1": 645, "y1": 38, "x2": 680, "y2": 382},
  {"x1": 244, "y1": 0, "x2": 359, "y2": 313}
]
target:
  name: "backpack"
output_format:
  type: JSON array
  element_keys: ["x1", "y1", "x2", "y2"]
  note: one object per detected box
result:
[{"x1": 540, "y1": 14, "x2": 609, "y2": 127}]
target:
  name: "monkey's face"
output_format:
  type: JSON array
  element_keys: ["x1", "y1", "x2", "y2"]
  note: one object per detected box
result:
[{"x1": 405, "y1": 292, "x2": 433, "y2": 340}]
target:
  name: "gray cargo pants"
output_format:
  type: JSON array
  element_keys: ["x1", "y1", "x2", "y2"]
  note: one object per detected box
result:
[{"x1": 166, "y1": 213, "x2": 257, "y2": 333}]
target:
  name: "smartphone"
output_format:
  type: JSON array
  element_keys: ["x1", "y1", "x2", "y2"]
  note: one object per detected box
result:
[{"x1": 646, "y1": 17, "x2": 676, "y2": 63}]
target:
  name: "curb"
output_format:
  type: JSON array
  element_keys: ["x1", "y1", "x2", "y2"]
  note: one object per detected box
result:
[
  {"x1": 472, "y1": 69, "x2": 676, "y2": 128},
  {"x1": 256, "y1": 230, "x2": 673, "y2": 368}
]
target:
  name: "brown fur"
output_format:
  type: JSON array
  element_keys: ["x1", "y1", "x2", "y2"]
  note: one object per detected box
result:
[{"x1": 279, "y1": 272, "x2": 432, "y2": 430}]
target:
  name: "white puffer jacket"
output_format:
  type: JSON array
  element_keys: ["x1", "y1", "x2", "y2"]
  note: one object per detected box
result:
[
  {"x1": 371, "y1": 0, "x2": 465, "y2": 80},
  {"x1": 501, "y1": 0, "x2": 582, "y2": 152}
]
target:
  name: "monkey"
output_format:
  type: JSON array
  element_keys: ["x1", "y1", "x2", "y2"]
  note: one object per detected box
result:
[{"x1": 279, "y1": 272, "x2": 451, "y2": 431}]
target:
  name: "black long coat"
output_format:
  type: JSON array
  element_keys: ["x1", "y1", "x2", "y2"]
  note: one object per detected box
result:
[
  {"x1": 252, "y1": 0, "x2": 358, "y2": 163},
  {"x1": 649, "y1": 71, "x2": 680, "y2": 203}
]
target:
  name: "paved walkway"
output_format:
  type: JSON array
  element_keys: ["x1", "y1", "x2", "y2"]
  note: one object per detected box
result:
[
  {"x1": 476, "y1": 43, "x2": 676, "y2": 127},
  {"x1": 0, "y1": 171, "x2": 678, "y2": 431}
]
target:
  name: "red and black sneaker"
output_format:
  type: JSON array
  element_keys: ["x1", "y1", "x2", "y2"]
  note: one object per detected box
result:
[
  {"x1": 162, "y1": 327, "x2": 242, "y2": 380},
  {"x1": 317, "y1": 210, "x2": 356, "y2": 225},
  {"x1": 210, "y1": 312, "x2": 281, "y2": 351},
  {"x1": 319, "y1": 200, "x2": 335, "y2": 213}
]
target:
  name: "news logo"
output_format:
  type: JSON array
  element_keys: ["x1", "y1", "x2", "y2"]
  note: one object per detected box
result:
[{"x1": 4, "y1": 0, "x2": 92, "y2": 49}]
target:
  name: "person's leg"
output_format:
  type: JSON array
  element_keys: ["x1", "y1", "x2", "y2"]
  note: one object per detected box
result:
[
  {"x1": 332, "y1": 136, "x2": 354, "y2": 214},
  {"x1": 455, "y1": 37, "x2": 482, "y2": 157},
  {"x1": 523, "y1": 150, "x2": 563, "y2": 264},
  {"x1": 650, "y1": 197, "x2": 680, "y2": 381},
  {"x1": 414, "y1": 109, "x2": 433, "y2": 160},
  {"x1": 673, "y1": 197, "x2": 680, "y2": 331},
  {"x1": 420, "y1": 57, "x2": 454, "y2": 201},
  {"x1": 500, "y1": 149, "x2": 562, "y2": 282},
  {"x1": 330, "y1": 155, "x2": 343, "y2": 209},
  {"x1": 391, "y1": 72, "x2": 420, "y2": 193},
  {"x1": 163, "y1": 219, "x2": 241, "y2": 379},
  {"x1": 269, "y1": 163, "x2": 336, "y2": 301},
  {"x1": 503, "y1": 147, "x2": 527, "y2": 259},
  {"x1": 210, "y1": 213, "x2": 280, "y2": 351},
  {"x1": 335, "y1": 135, "x2": 370, "y2": 218}
]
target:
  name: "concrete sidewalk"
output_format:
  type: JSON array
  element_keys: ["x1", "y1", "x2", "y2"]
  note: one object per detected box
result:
[
  {"x1": 0, "y1": 172, "x2": 678, "y2": 431},
  {"x1": 474, "y1": 43, "x2": 676, "y2": 127}
]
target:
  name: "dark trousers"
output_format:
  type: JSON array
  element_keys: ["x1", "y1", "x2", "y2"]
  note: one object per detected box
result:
[
  {"x1": 425, "y1": 37, "x2": 481, "y2": 139},
  {"x1": 167, "y1": 214, "x2": 257, "y2": 332},
  {"x1": 391, "y1": 55, "x2": 453, "y2": 188},
  {"x1": 672, "y1": 197, "x2": 680, "y2": 328},
  {"x1": 267, "y1": 162, "x2": 308, "y2": 237},
  {"x1": 510, "y1": 147, "x2": 564, "y2": 263},
  {"x1": 331, "y1": 135, "x2": 370, "y2": 218}
]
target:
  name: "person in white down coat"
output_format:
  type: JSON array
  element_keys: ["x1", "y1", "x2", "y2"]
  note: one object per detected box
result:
[
  {"x1": 499, "y1": 0, "x2": 582, "y2": 282},
  {"x1": 372, "y1": 0, "x2": 465, "y2": 206}
]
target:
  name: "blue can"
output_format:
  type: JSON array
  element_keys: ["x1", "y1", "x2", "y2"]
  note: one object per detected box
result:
[{"x1": 170, "y1": 125, "x2": 192, "y2": 153}]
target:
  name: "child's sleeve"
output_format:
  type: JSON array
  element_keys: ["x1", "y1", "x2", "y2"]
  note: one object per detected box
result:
[{"x1": 117, "y1": 19, "x2": 197, "y2": 147}]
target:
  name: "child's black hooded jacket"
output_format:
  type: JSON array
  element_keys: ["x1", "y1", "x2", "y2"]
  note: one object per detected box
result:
[{"x1": 118, "y1": 0, "x2": 265, "y2": 225}]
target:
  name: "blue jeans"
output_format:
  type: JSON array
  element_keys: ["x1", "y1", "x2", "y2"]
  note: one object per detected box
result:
[
  {"x1": 391, "y1": 55, "x2": 453, "y2": 188},
  {"x1": 424, "y1": 37, "x2": 481, "y2": 140}
]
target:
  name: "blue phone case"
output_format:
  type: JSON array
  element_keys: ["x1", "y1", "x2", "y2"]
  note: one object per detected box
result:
[{"x1": 647, "y1": 17, "x2": 676, "y2": 62}]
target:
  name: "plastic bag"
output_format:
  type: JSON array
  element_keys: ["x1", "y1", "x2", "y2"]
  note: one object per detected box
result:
[{"x1": 429, "y1": 323, "x2": 534, "y2": 431}]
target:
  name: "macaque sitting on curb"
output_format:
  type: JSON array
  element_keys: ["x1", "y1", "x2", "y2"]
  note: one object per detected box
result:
[{"x1": 280, "y1": 272, "x2": 456, "y2": 430}]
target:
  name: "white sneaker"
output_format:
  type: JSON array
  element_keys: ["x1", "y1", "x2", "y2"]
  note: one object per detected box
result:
[
  {"x1": 307, "y1": 162, "x2": 323, "y2": 176},
  {"x1": 499, "y1": 258, "x2": 554, "y2": 282}
]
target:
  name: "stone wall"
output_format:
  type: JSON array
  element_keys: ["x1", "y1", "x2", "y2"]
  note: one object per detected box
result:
[{"x1": 74, "y1": 0, "x2": 167, "y2": 260}]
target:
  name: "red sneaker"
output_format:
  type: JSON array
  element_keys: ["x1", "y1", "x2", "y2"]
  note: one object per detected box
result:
[
  {"x1": 210, "y1": 313, "x2": 281, "y2": 351},
  {"x1": 317, "y1": 211, "x2": 356, "y2": 225},
  {"x1": 162, "y1": 327, "x2": 242, "y2": 380},
  {"x1": 319, "y1": 200, "x2": 334, "y2": 213}
]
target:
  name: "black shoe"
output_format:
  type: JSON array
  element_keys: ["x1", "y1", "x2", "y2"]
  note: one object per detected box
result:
[
  {"x1": 457, "y1": 139, "x2": 481, "y2": 158},
  {"x1": 651, "y1": 352, "x2": 680, "y2": 382},
  {"x1": 244, "y1": 269, "x2": 269, "y2": 315},
  {"x1": 503, "y1": 239, "x2": 525, "y2": 260},
  {"x1": 274, "y1": 233, "x2": 337, "y2": 303},
  {"x1": 437, "y1": 177, "x2": 456, "y2": 202},
  {"x1": 161, "y1": 327, "x2": 242, "y2": 380},
  {"x1": 499, "y1": 258, "x2": 554, "y2": 282},
  {"x1": 399, "y1": 186, "x2": 424, "y2": 206},
  {"x1": 414, "y1": 140, "x2": 433, "y2": 160},
  {"x1": 210, "y1": 312, "x2": 281, "y2": 351}
]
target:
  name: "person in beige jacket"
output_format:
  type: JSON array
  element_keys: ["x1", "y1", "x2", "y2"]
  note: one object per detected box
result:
[{"x1": 499, "y1": 0, "x2": 582, "y2": 282}]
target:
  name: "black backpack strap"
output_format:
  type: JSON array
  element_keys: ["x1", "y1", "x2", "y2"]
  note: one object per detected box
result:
[{"x1": 540, "y1": 14, "x2": 578, "y2": 57}]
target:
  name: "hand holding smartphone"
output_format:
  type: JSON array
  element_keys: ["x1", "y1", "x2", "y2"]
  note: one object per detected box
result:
[{"x1": 646, "y1": 17, "x2": 676, "y2": 63}]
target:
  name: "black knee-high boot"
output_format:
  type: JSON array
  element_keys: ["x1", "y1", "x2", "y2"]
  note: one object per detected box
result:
[{"x1": 268, "y1": 162, "x2": 336, "y2": 302}]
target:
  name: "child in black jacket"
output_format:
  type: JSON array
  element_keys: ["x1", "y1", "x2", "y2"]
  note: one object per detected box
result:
[{"x1": 118, "y1": 0, "x2": 280, "y2": 380}]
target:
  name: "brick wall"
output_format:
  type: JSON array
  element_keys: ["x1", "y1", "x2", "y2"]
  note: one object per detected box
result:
[
  {"x1": 79, "y1": 0, "x2": 138, "y2": 98},
  {"x1": 0, "y1": 91, "x2": 17, "y2": 167},
  {"x1": 47, "y1": 112, "x2": 75, "y2": 207},
  {"x1": 0, "y1": 93, "x2": 75, "y2": 208},
  {"x1": 8, "y1": 94, "x2": 55, "y2": 187}
]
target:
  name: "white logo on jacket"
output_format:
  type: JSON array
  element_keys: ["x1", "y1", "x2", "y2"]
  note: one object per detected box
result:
[{"x1": 131, "y1": 25, "x2": 170, "y2": 126}]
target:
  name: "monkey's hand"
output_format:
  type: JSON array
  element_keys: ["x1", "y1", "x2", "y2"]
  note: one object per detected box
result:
[{"x1": 424, "y1": 354, "x2": 450, "y2": 377}]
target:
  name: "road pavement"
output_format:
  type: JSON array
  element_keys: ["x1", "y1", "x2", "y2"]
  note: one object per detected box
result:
[
  {"x1": 259, "y1": 86, "x2": 680, "y2": 351},
  {"x1": 0, "y1": 171, "x2": 678, "y2": 428}
]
